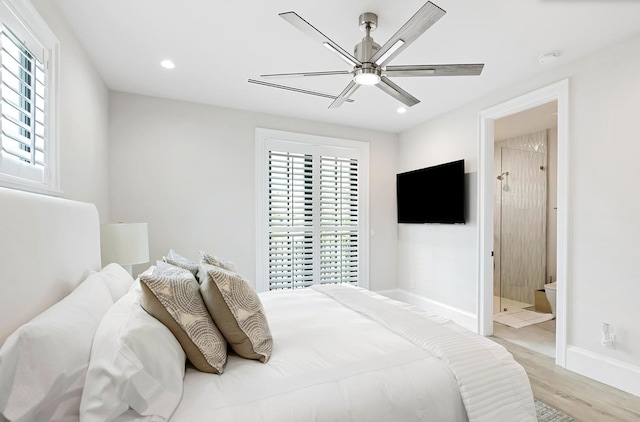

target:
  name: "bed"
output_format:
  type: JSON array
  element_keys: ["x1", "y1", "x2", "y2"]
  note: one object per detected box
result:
[{"x1": 0, "y1": 187, "x2": 536, "y2": 421}]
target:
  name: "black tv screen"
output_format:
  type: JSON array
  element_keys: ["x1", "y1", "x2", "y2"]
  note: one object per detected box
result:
[{"x1": 397, "y1": 159, "x2": 465, "y2": 224}]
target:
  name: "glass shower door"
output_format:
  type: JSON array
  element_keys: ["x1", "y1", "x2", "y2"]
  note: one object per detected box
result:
[{"x1": 498, "y1": 146, "x2": 547, "y2": 310}]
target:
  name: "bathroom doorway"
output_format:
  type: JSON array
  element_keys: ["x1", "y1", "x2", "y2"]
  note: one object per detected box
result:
[
  {"x1": 478, "y1": 79, "x2": 569, "y2": 367},
  {"x1": 492, "y1": 104, "x2": 557, "y2": 358}
]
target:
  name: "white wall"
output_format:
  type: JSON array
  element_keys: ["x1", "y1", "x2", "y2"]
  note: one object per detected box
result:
[
  {"x1": 398, "y1": 110, "x2": 479, "y2": 317},
  {"x1": 398, "y1": 34, "x2": 640, "y2": 394},
  {"x1": 32, "y1": 0, "x2": 110, "y2": 220},
  {"x1": 108, "y1": 92, "x2": 398, "y2": 291},
  {"x1": 567, "y1": 35, "x2": 640, "y2": 393}
]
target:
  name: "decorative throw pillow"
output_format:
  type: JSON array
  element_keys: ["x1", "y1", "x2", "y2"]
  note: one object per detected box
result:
[
  {"x1": 0, "y1": 273, "x2": 113, "y2": 422},
  {"x1": 140, "y1": 262, "x2": 227, "y2": 373},
  {"x1": 199, "y1": 264, "x2": 272, "y2": 362},
  {"x1": 199, "y1": 250, "x2": 237, "y2": 272},
  {"x1": 80, "y1": 287, "x2": 186, "y2": 421},
  {"x1": 163, "y1": 249, "x2": 199, "y2": 276}
]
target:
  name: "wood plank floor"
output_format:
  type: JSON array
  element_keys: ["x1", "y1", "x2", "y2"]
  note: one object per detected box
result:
[
  {"x1": 493, "y1": 318, "x2": 556, "y2": 358},
  {"x1": 492, "y1": 336, "x2": 640, "y2": 422}
]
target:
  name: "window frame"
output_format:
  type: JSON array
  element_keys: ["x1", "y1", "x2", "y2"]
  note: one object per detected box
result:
[
  {"x1": 0, "y1": 0, "x2": 60, "y2": 195},
  {"x1": 255, "y1": 128, "x2": 370, "y2": 293}
]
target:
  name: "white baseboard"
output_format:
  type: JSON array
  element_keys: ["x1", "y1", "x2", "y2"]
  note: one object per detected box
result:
[
  {"x1": 375, "y1": 289, "x2": 478, "y2": 332},
  {"x1": 566, "y1": 346, "x2": 640, "y2": 397}
]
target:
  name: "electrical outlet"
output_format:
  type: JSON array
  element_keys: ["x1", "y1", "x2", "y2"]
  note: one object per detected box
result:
[{"x1": 601, "y1": 323, "x2": 616, "y2": 349}]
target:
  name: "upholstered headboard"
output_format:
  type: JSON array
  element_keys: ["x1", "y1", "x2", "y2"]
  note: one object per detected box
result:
[{"x1": 0, "y1": 187, "x2": 101, "y2": 344}]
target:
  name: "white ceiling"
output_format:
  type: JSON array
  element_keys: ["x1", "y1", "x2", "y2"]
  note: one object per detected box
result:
[{"x1": 51, "y1": 0, "x2": 640, "y2": 133}]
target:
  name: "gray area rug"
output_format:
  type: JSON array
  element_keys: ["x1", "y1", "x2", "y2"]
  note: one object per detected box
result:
[{"x1": 536, "y1": 399, "x2": 577, "y2": 421}]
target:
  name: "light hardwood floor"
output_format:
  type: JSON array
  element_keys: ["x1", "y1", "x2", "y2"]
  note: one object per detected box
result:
[
  {"x1": 492, "y1": 336, "x2": 640, "y2": 422},
  {"x1": 493, "y1": 318, "x2": 556, "y2": 357}
]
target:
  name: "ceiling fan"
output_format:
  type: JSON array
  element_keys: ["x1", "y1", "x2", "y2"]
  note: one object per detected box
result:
[{"x1": 248, "y1": 1, "x2": 484, "y2": 109}]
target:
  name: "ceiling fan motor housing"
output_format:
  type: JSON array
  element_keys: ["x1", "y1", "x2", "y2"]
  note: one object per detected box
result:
[
  {"x1": 354, "y1": 36, "x2": 380, "y2": 62},
  {"x1": 355, "y1": 13, "x2": 380, "y2": 62}
]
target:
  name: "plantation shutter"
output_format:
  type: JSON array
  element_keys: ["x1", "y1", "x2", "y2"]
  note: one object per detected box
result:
[
  {"x1": 268, "y1": 151, "x2": 314, "y2": 290},
  {"x1": 319, "y1": 156, "x2": 359, "y2": 285},
  {"x1": 0, "y1": 23, "x2": 47, "y2": 182},
  {"x1": 259, "y1": 132, "x2": 368, "y2": 292}
]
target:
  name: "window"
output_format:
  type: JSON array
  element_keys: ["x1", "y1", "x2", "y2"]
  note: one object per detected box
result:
[
  {"x1": 256, "y1": 129, "x2": 369, "y2": 292},
  {"x1": 0, "y1": 0, "x2": 59, "y2": 194}
]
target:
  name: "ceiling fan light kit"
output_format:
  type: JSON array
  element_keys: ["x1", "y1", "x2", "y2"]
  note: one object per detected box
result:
[
  {"x1": 353, "y1": 64, "x2": 381, "y2": 86},
  {"x1": 250, "y1": 1, "x2": 484, "y2": 109}
]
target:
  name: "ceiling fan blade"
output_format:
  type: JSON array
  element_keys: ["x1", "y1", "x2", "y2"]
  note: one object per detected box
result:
[
  {"x1": 376, "y1": 76, "x2": 420, "y2": 107},
  {"x1": 279, "y1": 12, "x2": 362, "y2": 67},
  {"x1": 329, "y1": 81, "x2": 360, "y2": 109},
  {"x1": 261, "y1": 70, "x2": 352, "y2": 79},
  {"x1": 370, "y1": 2, "x2": 446, "y2": 67},
  {"x1": 248, "y1": 79, "x2": 355, "y2": 103},
  {"x1": 384, "y1": 64, "x2": 484, "y2": 77}
]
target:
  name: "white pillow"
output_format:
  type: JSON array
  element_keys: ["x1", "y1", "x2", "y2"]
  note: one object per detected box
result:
[
  {"x1": 80, "y1": 286, "x2": 186, "y2": 421},
  {"x1": 98, "y1": 263, "x2": 134, "y2": 302},
  {"x1": 0, "y1": 273, "x2": 114, "y2": 422},
  {"x1": 163, "y1": 249, "x2": 199, "y2": 276},
  {"x1": 199, "y1": 250, "x2": 237, "y2": 273}
]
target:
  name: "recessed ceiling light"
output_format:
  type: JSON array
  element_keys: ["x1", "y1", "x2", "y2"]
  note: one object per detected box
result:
[
  {"x1": 538, "y1": 52, "x2": 558, "y2": 65},
  {"x1": 160, "y1": 59, "x2": 175, "y2": 69},
  {"x1": 397, "y1": 107, "x2": 407, "y2": 114}
]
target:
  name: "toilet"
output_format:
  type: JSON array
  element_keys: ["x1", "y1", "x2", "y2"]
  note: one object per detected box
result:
[{"x1": 545, "y1": 282, "x2": 557, "y2": 317}]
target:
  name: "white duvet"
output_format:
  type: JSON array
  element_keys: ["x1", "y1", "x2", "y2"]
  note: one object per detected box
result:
[{"x1": 169, "y1": 285, "x2": 535, "y2": 421}]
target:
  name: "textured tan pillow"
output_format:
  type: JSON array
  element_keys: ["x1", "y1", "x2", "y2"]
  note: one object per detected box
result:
[
  {"x1": 140, "y1": 262, "x2": 227, "y2": 373},
  {"x1": 200, "y1": 264, "x2": 272, "y2": 362}
]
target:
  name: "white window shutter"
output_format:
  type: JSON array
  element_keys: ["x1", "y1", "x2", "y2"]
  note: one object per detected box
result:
[
  {"x1": 267, "y1": 151, "x2": 314, "y2": 290},
  {"x1": 319, "y1": 156, "x2": 359, "y2": 285},
  {"x1": 0, "y1": 0, "x2": 59, "y2": 194},
  {"x1": 256, "y1": 129, "x2": 369, "y2": 292},
  {"x1": 268, "y1": 232, "x2": 313, "y2": 290},
  {"x1": 1, "y1": 26, "x2": 46, "y2": 168}
]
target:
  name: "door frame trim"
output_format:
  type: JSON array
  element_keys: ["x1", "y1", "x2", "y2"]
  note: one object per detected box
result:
[{"x1": 478, "y1": 79, "x2": 570, "y2": 366}]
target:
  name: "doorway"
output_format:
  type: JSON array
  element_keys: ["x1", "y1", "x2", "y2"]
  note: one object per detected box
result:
[
  {"x1": 478, "y1": 79, "x2": 569, "y2": 367},
  {"x1": 492, "y1": 108, "x2": 557, "y2": 358}
]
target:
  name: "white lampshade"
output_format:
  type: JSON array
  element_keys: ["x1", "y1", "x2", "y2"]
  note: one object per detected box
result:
[{"x1": 100, "y1": 223, "x2": 149, "y2": 267}]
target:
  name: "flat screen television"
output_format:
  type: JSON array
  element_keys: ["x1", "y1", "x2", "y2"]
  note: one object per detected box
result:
[{"x1": 396, "y1": 159, "x2": 465, "y2": 224}]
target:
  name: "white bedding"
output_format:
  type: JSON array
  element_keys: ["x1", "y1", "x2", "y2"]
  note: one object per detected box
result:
[
  {"x1": 0, "y1": 189, "x2": 535, "y2": 422},
  {"x1": 170, "y1": 286, "x2": 535, "y2": 421}
]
